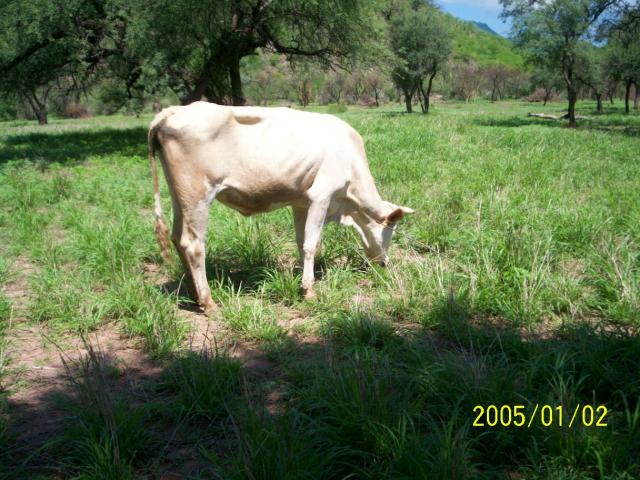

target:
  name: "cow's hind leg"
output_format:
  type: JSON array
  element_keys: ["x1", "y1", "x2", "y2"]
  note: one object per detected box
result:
[
  {"x1": 292, "y1": 207, "x2": 307, "y2": 265},
  {"x1": 171, "y1": 200, "x2": 215, "y2": 313}
]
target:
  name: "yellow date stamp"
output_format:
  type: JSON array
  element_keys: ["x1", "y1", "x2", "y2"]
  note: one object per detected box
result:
[{"x1": 472, "y1": 404, "x2": 608, "y2": 428}]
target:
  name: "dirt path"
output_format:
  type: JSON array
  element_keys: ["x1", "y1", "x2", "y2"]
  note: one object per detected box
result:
[
  {"x1": 2, "y1": 257, "x2": 293, "y2": 469},
  {"x1": 1, "y1": 257, "x2": 162, "y2": 463}
]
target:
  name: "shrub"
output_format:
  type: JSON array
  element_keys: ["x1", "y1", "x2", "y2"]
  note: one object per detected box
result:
[
  {"x1": 64, "y1": 103, "x2": 92, "y2": 119},
  {"x1": 523, "y1": 87, "x2": 559, "y2": 103},
  {"x1": 161, "y1": 348, "x2": 243, "y2": 420},
  {"x1": 326, "y1": 104, "x2": 347, "y2": 114}
]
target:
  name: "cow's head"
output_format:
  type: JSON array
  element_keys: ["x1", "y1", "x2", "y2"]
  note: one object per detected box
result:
[{"x1": 341, "y1": 202, "x2": 414, "y2": 266}]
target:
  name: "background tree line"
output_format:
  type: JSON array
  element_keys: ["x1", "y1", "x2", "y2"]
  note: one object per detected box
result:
[{"x1": 1, "y1": 0, "x2": 639, "y2": 125}]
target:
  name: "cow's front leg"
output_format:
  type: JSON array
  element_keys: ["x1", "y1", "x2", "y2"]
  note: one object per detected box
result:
[{"x1": 301, "y1": 199, "x2": 329, "y2": 299}]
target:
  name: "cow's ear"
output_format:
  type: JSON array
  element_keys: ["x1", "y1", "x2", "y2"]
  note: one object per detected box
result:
[
  {"x1": 384, "y1": 206, "x2": 414, "y2": 225},
  {"x1": 385, "y1": 208, "x2": 405, "y2": 225},
  {"x1": 399, "y1": 206, "x2": 415, "y2": 215}
]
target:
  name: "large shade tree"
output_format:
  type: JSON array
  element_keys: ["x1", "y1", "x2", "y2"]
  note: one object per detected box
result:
[
  {"x1": 576, "y1": 44, "x2": 612, "y2": 112},
  {"x1": 531, "y1": 64, "x2": 565, "y2": 105},
  {"x1": 0, "y1": 0, "x2": 130, "y2": 123},
  {"x1": 389, "y1": 1, "x2": 452, "y2": 113},
  {"x1": 130, "y1": 0, "x2": 384, "y2": 105},
  {"x1": 1, "y1": 0, "x2": 384, "y2": 118},
  {"x1": 605, "y1": 6, "x2": 640, "y2": 113},
  {"x1": 501, "y1": 0, "x2": 619, "y2": 127},
  {"x1": 0, "y1": 0, "x2": 115, "y2": 124}
]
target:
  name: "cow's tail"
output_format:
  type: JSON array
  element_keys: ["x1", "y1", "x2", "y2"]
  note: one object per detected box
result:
[{"x1": 148, "y1": 115, "x2": 172, "y2": 263}]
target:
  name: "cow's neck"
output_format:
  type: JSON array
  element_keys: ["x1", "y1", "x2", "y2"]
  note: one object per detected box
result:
[{"x1": 348, "y1": 162, "x2": 392, "y2": 223}]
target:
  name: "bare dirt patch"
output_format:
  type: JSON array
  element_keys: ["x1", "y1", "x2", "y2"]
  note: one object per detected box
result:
[
  {"x1": 6, "y1": 325, "x2": 158, "y2": 458},
  {"x1": 3, "y1": 256, "x2": 38, "y2": 317},
  {"x1": 44, "y1": 221, "x2": 68, "y2": 248},
  {"x1": 3, "y1": 257, "x2": 157, "y2": 404},
  {"x1": 2, "y1": 256, "x2": 161, "y2": 466}
]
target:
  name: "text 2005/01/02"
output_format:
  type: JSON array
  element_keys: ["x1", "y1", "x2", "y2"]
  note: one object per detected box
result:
[{"x1": 472, "y1": 404, "x2": 608, "y2": 428}]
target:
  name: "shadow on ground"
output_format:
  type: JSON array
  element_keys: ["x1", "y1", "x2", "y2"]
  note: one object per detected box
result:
[
  {"x1": 3, "y1": 297, "x2": 640, "y2": 478},
  {"x1": 1, "y1": 324, "x2": 329, "y2": 478},
  {"x1": 0, "y1": 127, "x2": 148, "y2": 166},
  {"x1": 477, "y1": 114, "x2": 640, "y2": 137}
]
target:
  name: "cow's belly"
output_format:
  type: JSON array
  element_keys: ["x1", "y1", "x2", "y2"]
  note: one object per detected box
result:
[{"x1": 216, "y1": 185, "x2": 308, "y2": 216}]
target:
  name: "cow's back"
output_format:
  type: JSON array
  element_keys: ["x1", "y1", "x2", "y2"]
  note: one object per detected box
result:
[{"x1": 152, "y1": 102, "x2": 367, "y2": 214}]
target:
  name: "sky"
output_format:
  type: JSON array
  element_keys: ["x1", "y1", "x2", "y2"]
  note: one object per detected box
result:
[{"x1": 438, "y1": 0, "x2": 512, "y2": 36}]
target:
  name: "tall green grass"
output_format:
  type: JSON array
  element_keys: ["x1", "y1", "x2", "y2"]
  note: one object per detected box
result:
[
  {"x1": 0, "y1": 101, "x2": 639, "y2": 477},
  {"x1": 0, "y1": 257, "x2": 11, "y2": 473},
  {"x1": 51, "y1": 343, "x2": 155, "y2": 480}
]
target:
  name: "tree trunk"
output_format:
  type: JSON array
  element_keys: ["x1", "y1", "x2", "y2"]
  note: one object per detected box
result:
[
  {"x1": 567, "y1": 87, "x2": 577, "y2": 128},
  {"x1": 180, "y1": 49, "x2": 232, "y2": 105},
  {"x1": 565, "y1": 74, "x2": 578, "y2": 128},
  {"x1": 562, "y1": 67, "x2": 579, "y2": 127},
  {"x1": 417, "y1": 90, "x2": 424, "y2": 113},
  {"x1": 420, "y1": 73, "x2": 435, "y2": 114},
  {"x1": 596, "y1": 93, "x2": 603, "y2": 113},
  {"x1": 634, "y1": 83, "x2": 639, "y2": 110},
  {"x1": 353, "y1": 81, "x2": 361, "y2": 103},
  {"x1": 25, "y1": 88, "x2": 49, "y2": 125},
  {"x1": 404, "y1": 89, "x2": 413, "y2": 113},
  {"x1": 36, "y1": 110, "x2": 48, "y2": 125},
  {"x1": 298, "y1": 79, "x2": 311, "y2": 108},
  {"x1": 181, "y1": 72, "x2": 211, "y2": 105},
  {"x1": 543, "y1": 87, "x2": 551, "y2": 106},
  {"x1": 374, "y1": 90, "x2": 379, "y2": 107},
  {"x1": 229, "y1": 56, "x2": 246, "y2": 106},
  {"x1": 624, "y1": 80, "x2": 632, "y2": 114}
]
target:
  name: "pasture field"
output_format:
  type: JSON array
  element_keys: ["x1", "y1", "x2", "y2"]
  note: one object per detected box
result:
[{"x1": 0, "y1": 101, "x2": 639, "y2": 479}]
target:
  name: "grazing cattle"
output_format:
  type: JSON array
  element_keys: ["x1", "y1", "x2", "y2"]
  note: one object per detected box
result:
[{"x1": 148, "y1": 101, "x2": 413, "y2": 313}]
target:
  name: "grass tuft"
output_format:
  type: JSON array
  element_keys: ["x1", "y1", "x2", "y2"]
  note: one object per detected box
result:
[
  {"x1": 204, "y1": 409, "x2": 335, "y2": 480},
  {"x1": 52, "y1": 342, "x2": 154, "y2": 480},
  {"x1": 325, "y1": 308, "x2": 399, "y2": 354},
  {"x1": 217, "y1": 286, "x2": 286, "y2": 345},
  {"x1": 161, "y1": 347, "x2": 243, "y2": 420}
]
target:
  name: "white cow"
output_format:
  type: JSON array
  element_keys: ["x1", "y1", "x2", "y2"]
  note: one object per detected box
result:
[{"x1": 148, "y1": 101, "x2": 413, "y2": 313}]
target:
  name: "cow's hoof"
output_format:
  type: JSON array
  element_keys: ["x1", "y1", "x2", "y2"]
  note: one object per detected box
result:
[
  {"x1": 202, "y1": 301, "x2": 218, "y2": 315},
  {"x1": 303, "y1": 289, "x2": 317, "y2": 300}
]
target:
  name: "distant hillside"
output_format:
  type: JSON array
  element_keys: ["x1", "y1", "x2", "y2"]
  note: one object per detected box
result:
[
  {"x1": 443, "y1": 14, "x2": 524, "y2": 69},
  {"x1": 471, "y1": 21, "x2": 500, "y2": 36}
]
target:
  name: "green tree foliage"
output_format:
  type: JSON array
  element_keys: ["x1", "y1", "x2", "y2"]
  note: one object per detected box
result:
[
  {"x1": 575, "y1": 44, "x2": 612, "y2": 112},
  {"x1": 241, "y1": 53, "x2": 290, "y2": 106},
  {"x1": 531, "y1": 64, "x2": 565, "y2": 105},
  {"x1": 0, "y1": 0, "x2": 385, "y2": 119},
  {"x1": 0, "y1": 0, "x2": 132, "y2": 124},
  {"x1": 128, "y1": 0, "x2": 385, "y2": 106},
  {"x1": 605, "y1": 8, "x2": 640, "y2": 113},
  {"x1": 501, "y1": 0, "x2": 619, "y2": 127},
  {"x1": 389, "y1": 1, "x2": 452, "y2": 113}
]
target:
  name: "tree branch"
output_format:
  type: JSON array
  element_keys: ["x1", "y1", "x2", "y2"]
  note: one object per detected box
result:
[
  {"x1": 262, "y1": 24, "x2": 335, "y2": 58},
  {"x1": 0, "y1": 30, "x2": 66, "y2": 73}
]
